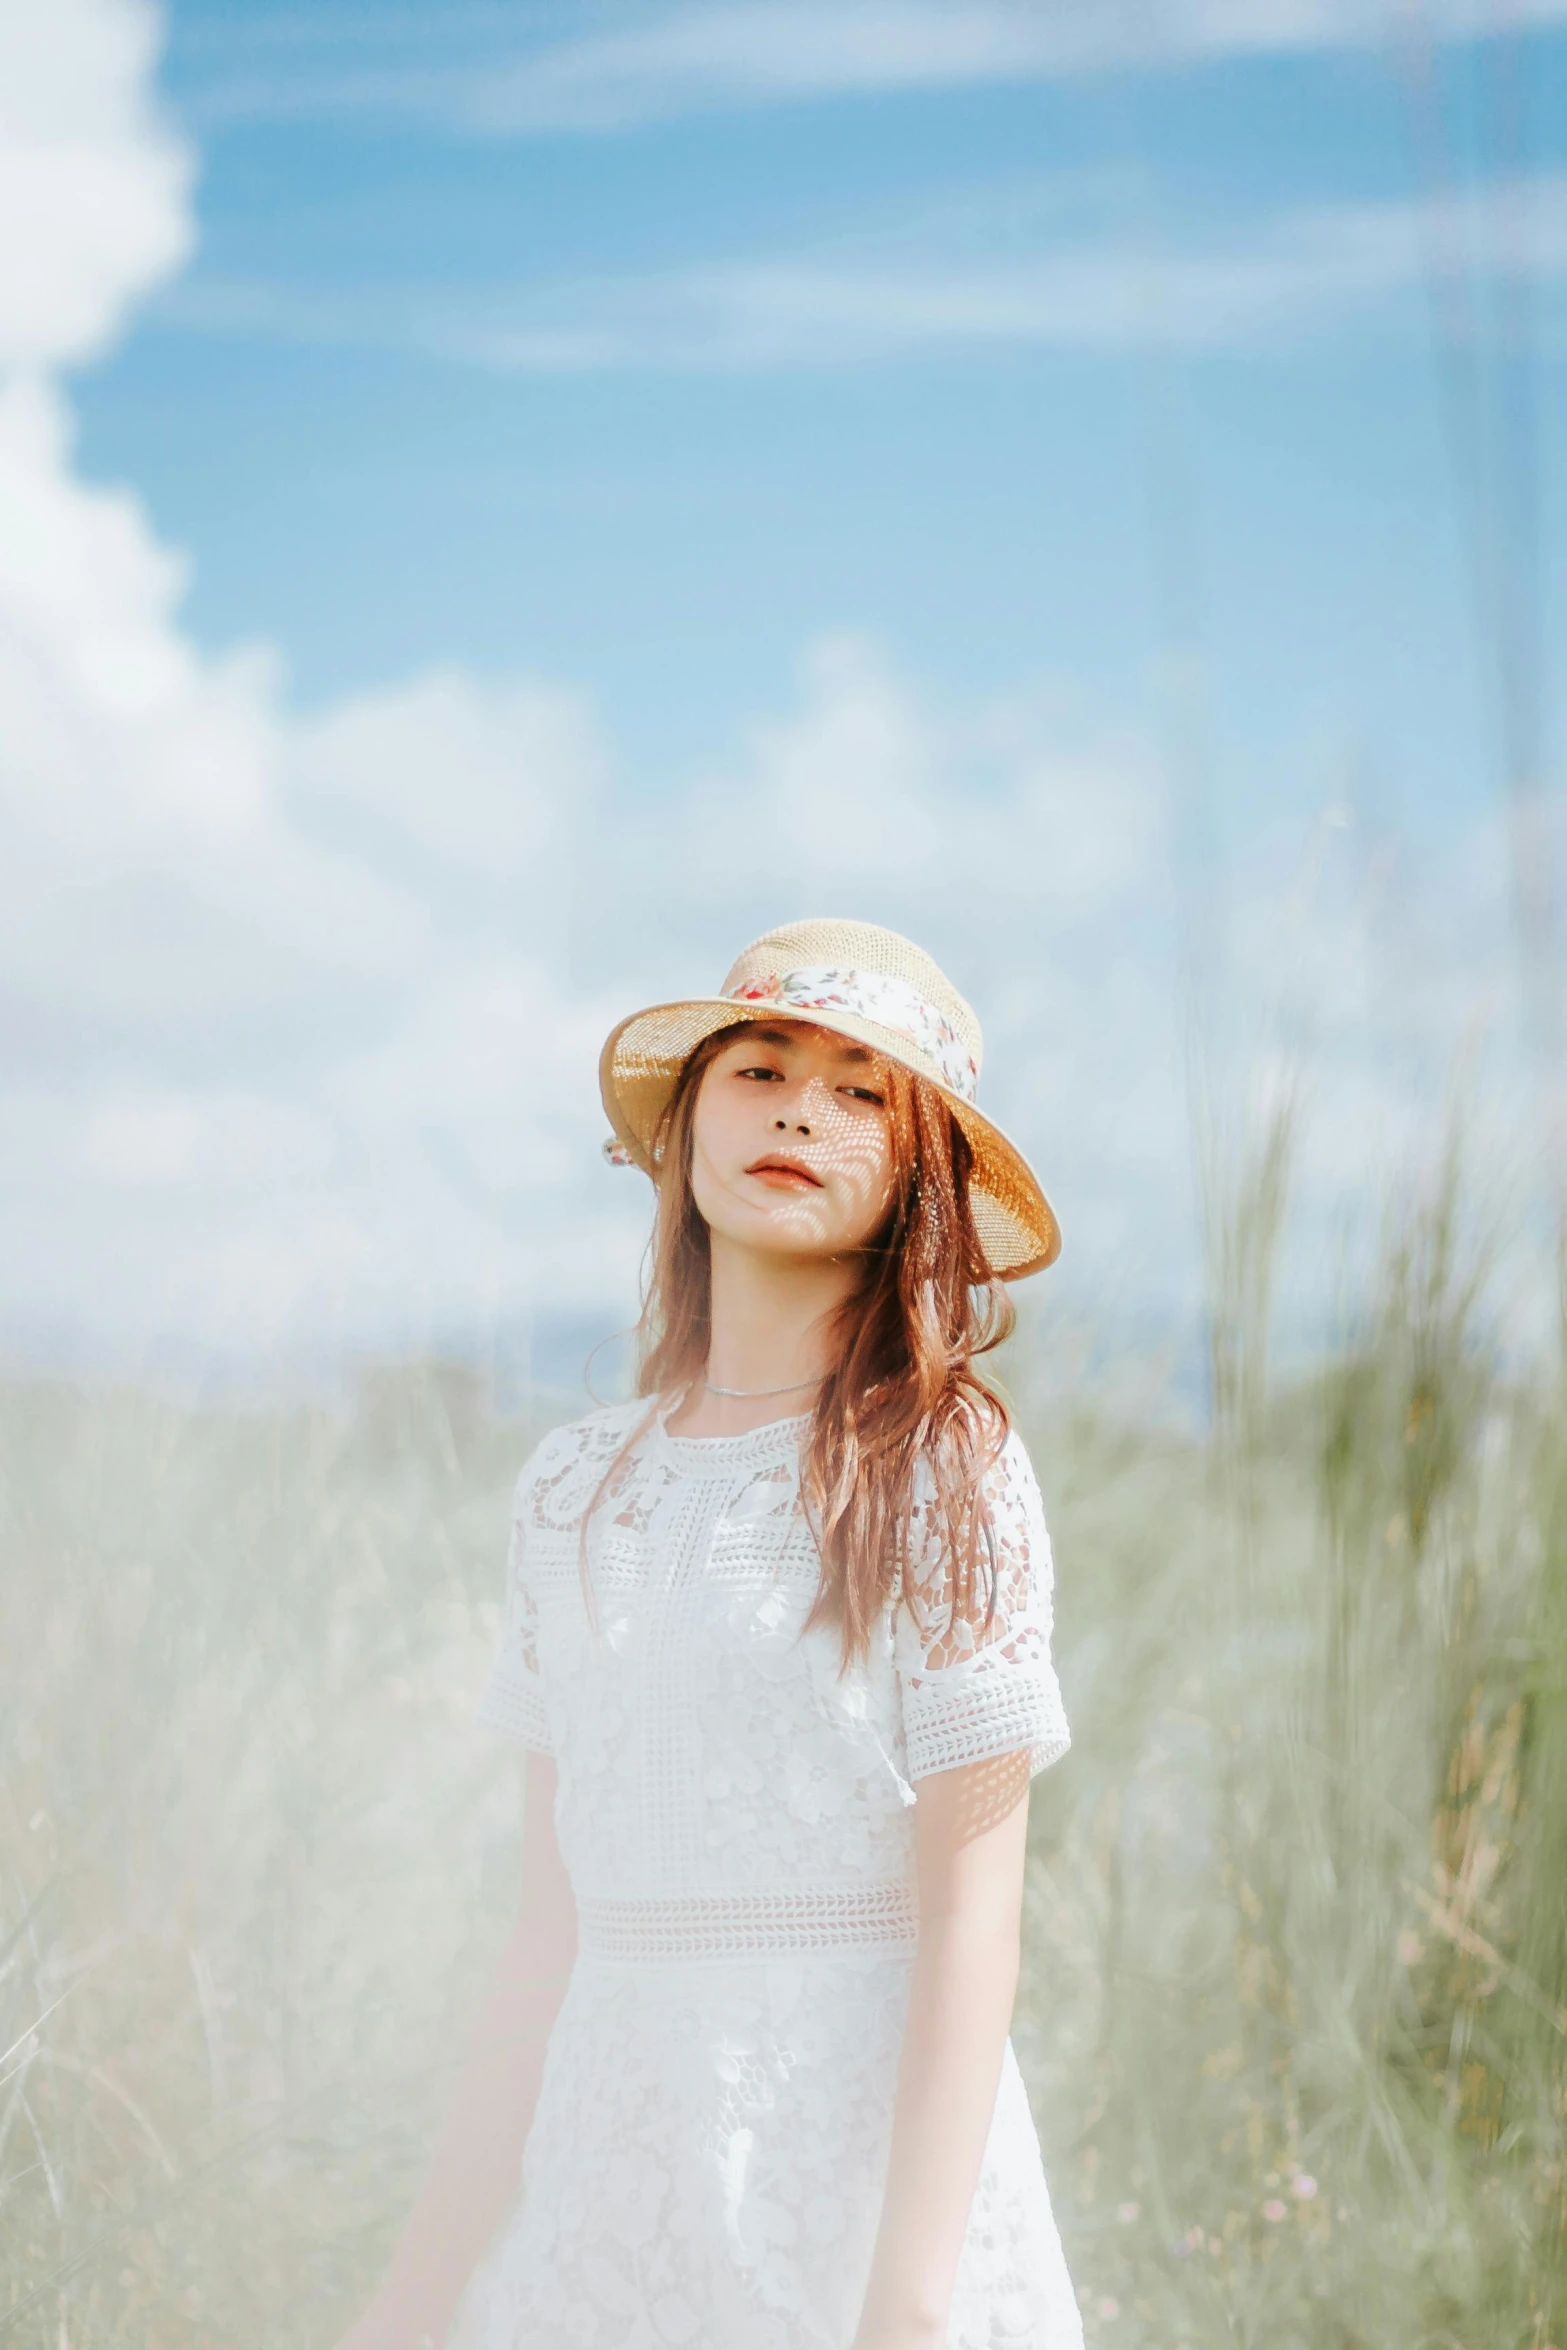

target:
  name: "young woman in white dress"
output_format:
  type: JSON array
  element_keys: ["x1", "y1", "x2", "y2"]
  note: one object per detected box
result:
[{"x1": 337, "y1": 919, "x2": 1083, "y2": 2350}]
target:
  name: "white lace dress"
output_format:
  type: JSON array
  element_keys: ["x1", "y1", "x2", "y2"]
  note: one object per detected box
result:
[{"x1": 448, "y1": 1399, "x2": 1081, "y2": 2350}]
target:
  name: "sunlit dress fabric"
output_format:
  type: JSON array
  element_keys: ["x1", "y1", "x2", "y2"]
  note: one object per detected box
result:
[{"x1": 447, "y1": 1399, "x2": 1081, "y2": 2350}]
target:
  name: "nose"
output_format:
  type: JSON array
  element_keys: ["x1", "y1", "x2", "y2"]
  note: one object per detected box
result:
[{"x1": 773, "y1": 1070, "x2": 833, "y2": 1140}]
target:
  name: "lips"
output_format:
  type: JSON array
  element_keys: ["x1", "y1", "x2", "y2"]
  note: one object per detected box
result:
[{"x1": 745, "y1": 1157, "x2": 823, "y2": 1189}]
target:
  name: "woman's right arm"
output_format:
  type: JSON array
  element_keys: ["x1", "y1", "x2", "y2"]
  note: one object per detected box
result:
[{"x1": 334, "y1": 1753, "x2": 575, "y2": 2350}]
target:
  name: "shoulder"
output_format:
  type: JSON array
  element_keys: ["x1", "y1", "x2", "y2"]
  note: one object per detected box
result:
[
  {"x1": 906, "y1": 1413, "x2": 1049, "y2": 1586},
  {"x1": 988, "y1": 1423, "x2": 1045, "y2": 1522},
  {"x1": 511, "y1": 1396, "x2": 659, "y2": 1517},
  {"x1": 912, "y1": 1407, "x2": 1040, "y2": 1511}
]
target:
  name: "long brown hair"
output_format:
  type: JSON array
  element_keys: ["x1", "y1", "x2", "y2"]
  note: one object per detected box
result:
[{"x1": 594, "y1": 1020, "x2": 1016, "y2": 1666}]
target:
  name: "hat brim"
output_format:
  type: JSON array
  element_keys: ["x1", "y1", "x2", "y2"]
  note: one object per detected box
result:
[{"x1": 598, "y1": 995, "x2": 1061, "y2": 1281}]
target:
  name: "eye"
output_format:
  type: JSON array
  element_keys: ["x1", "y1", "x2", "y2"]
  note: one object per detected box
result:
[
  {"x1": 735, "y1": 1063, "x2": 784, "y2": 1083},
  {"x1": 840, "y1": 1083, "x2": 886, "y2": 1107}
]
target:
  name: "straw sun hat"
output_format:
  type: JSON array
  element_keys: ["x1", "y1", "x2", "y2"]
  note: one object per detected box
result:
[{"x1": 598, "y1": 918, "x2": 1060, "y2": 1280}]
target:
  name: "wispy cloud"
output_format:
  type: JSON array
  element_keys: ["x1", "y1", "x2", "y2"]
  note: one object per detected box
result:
[
  {"x1": 175, "y1": 0, "x2": 1567, "y2": 134},
  {"x1": 156, "y1": 172, "x2": 1567, "y2": 372}
]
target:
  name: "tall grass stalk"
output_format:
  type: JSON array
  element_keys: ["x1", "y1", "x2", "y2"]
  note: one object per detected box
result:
[
  {"x1": 1019, "y1": 1122, "x2": 1567, "y2": 2347},
  {"x1": 0, "y1": 1368, "x2": 529, "y2": 2347}
]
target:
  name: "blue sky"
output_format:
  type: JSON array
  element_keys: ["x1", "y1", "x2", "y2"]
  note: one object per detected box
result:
[
  {"x1": 4, "y1": 0, "x2": 1565, "y2": 1378},
  {"x1": 79, "y1": 5, "x2": 1566, "y2": 805}
]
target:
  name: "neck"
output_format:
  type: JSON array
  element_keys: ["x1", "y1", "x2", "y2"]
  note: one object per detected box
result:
[{"x1": 670, "y1": 1233, "x2": 862, "y2": 1437}]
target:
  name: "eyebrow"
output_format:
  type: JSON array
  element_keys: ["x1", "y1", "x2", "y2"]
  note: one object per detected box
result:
[{"x1": 743, "y1": 1023, "x2": 875, "y2": 1067}]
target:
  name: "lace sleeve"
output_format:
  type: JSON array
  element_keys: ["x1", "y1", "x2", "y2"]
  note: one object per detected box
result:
[
  {"x1": 894, "y1": 1428, "x2": 1070, "y2": 1784},
  {"x1": 475, "y1": 1461, "x2": 553, "y2": 1755}
]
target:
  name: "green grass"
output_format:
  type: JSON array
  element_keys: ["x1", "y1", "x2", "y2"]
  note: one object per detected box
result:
[
  {"x1": 0, "y1": 1368, "x2": 528, "y2": 2348},
  {"x1": 1016, "y1": 1137, "x2": 1567, "y2": 2347},
  {"x1": 3, "y1": 1173, "x2": 1566, "y2": 2346}
]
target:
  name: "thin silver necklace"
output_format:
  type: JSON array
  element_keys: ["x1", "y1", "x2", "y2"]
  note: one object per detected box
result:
[{"x1": 703, "y1": 1371, "x2": 823, "y2": 1400}]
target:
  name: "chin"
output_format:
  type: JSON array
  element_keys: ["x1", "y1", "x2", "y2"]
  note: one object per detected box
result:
[{"x1": 717, "y1": 1208, "x2": 841, "y2": 1258}]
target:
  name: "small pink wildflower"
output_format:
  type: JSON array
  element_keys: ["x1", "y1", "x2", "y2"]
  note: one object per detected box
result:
[
  {"x1": 1262, "y1": 2199, "x2": 1287, "y2": 2223},
  {"x1": 1116, "y1": 2201, "x2": 1140, "y2": 2224},
  {"x1": 1097, "y1": 2299, "x2": 1120, "y2": 2321},
  {"x1": 1291, "y1": 2173, "x2": 1318, "y2": 2201}
]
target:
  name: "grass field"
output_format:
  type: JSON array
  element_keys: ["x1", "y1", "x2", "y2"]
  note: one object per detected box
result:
[{"x1": 3, "y1": 1166, "x2": 1565, "y2": 2347}]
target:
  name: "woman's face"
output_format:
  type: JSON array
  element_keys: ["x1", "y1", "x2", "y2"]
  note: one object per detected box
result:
[{"x1": 689, "y1": 1022, "x2": 898, "y2": 1263}]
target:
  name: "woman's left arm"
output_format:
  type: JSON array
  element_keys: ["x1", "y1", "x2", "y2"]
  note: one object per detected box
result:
[{"x1": 851, "y1": 1745, "x2": 1034, "y2": 2350}]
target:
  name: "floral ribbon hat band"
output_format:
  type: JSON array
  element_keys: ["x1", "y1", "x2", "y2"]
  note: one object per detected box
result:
[{"x1": 597, "y1": 917, "x2": 1061, "y2": 1280}]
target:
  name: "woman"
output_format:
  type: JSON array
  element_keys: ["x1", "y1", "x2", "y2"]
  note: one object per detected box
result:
[{"x1": 338, "y1": 919, "x2": 1082, "y2": 2350}]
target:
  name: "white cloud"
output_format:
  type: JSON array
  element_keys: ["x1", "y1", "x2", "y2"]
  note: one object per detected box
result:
[
  {"x1": 177, "y1": 0, "x2": 1567, "y2": 136},
  {"x1": 0, "y1": 381, "x2": 1185, "y2": 1365},
  {"x1": 466, "y1": 2, "x2": 1122, "y2": 131},
  {"x1": 287, "y1": 668, "x2": 606, "y2": 931},
  {"x1": 668, "y1": 637, "x2": 1160, "y2": 924},
  {"x1": 467, "y1": 174, "x2": 1567, "y2": 370},
  {"x1": 0, "y1": 31, "x2": 631, "y2": 1364},
  {"x1": 0, "y1": 0, "x2": 191, "y2": 368},
  {"x1": 167, "y1": 173, "x2": 1567, "y2": 376}
]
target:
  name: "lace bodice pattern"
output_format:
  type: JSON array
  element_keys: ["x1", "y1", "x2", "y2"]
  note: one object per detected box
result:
[{"x1": 454, "y1": 1400, "x2": 1080, "y2": 2349}]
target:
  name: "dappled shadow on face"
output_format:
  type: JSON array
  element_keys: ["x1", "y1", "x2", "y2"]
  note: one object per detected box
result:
[
  {"x1": 764, "y1": 1080, "x2": 895, "y2": 1249},
  {"x1": 690, "y1": 1022, "x2": 901, "y2": 1262}
]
